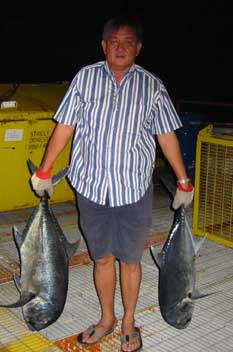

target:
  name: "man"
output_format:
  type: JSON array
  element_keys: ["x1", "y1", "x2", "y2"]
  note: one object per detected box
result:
[{"x1": 31, "y1": 15, "x2": 193, "y2": 352}]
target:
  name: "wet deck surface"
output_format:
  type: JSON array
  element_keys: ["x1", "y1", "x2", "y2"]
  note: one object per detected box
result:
[{"x1": 0, "y1": 181, "x2": 233, "y2": 351}]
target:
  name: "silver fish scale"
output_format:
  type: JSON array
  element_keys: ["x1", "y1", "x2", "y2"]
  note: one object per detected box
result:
[
  {"x1": 0, "y1": 164, "x2": 80, "y2": 332},
  {"x1": 151, "y1": 205, "x2": 199, "y2": 329}
]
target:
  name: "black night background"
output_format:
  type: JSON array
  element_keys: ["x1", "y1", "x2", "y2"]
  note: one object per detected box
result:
[{"x1": 1, "y1": 1, "x2": 233, "y2": 103}]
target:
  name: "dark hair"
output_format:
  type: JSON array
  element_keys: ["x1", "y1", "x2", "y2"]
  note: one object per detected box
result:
[{"x1": 102, "y1": 15, "x2": 143, "y2": 43}]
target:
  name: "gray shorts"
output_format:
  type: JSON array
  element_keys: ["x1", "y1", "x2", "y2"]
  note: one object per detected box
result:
[{"x1": 76, "y1": 183, "x2": 153, "y2": 263}]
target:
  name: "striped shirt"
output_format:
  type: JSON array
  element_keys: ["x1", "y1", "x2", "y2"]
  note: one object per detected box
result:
[{"x1": 53, "y1": 61, "x2": 182, "y2": 206}]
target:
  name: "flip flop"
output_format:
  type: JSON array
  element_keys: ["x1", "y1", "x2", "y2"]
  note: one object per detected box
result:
[
  {"x1": 121, "y1": 327, "x2": 143, "y2": 352},
  {"x1": 77, "y1": 323, "x2": 116, "y2": 346}
]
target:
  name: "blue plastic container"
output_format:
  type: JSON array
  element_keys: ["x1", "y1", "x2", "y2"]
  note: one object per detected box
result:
[{"x1": 176, "y1": 113, "x2": 207, "y2": 176}]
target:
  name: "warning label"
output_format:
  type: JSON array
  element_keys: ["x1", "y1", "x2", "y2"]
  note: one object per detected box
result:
[
  {"x1": 5, "y1": 129, "x2": 24, "y2": 141},
  {"x1": 28, "y1": 129, "x2": 51, "y2": 150}
]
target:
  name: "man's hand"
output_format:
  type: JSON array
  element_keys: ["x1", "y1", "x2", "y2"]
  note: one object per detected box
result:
[
  {"x1": 31, "y1": 168, "x2": 53, "y2": 197},
  {"x1": 172, "y1": 178, "x2": 194, "y2": 209}
]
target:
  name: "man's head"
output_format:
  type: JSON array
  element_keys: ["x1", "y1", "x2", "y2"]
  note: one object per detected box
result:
[
  {"x1": 102, "y1": 15, "x2": 143, "y2": 43},
  {"x1": 101, "y1": 15, "x2": 143, "y2": 74}
]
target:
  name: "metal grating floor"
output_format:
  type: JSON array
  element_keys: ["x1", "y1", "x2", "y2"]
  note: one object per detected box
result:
[{"x1": 1, "y1": 183, "x2": 233, "y2": 351}]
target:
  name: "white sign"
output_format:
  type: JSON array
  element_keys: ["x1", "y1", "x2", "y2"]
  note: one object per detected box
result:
[
  {"x1": 1, "y1": 101, "x2": 17, "y2": 109},
  {"x1": 5, "y1": 129, "x2": 24, "y2": 142}
]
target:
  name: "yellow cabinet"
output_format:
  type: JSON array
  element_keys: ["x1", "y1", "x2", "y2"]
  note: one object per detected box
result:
[{"x1": 0, "y1": 82, "x2": 74, "y2": 211}]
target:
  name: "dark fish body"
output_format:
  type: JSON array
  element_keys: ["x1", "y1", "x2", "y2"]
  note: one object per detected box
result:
[
  {"x1": 151, "y1": 205, "x2": 204, "y2": 329},
  {"x1": 0, "y1": 161, "x2": 80, "y2": 331}
]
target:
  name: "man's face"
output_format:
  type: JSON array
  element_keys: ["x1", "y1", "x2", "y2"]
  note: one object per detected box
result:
[{"x1": 102, "y1": 26, "x2": 142, "y2": 73}]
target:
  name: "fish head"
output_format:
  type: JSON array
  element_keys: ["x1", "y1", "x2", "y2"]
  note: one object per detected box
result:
[
  {"x1": 163, "y1": 295, "x2": 194, "y2": 329},
  {"x1": 23, "y1": 297, "x2": 60, "y2": 331}
]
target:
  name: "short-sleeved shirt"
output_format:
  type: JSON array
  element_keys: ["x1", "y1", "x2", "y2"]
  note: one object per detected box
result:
[{"x1": 53, "y1": 61, "x2": 182, "y2": 207}]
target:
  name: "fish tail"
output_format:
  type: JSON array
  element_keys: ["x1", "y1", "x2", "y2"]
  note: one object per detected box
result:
[
  {"x1": 0, "y1": 291, "x2": 35, "y2": 308},
  {"x1": 51, "y1": 168, "x2": 69, "y2": 186},
  {"x1": 27, "y1": 159, "x2": 69, "y2": 186}
]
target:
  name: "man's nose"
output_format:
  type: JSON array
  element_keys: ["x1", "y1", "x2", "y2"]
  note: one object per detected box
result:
[{"x1": 116, "y1": 41, "x2": 125, "y2": 49}]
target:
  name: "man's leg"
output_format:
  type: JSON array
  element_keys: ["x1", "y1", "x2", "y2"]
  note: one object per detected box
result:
[
  {"x1": 79, "y1": 253, "x2": 117, "y2": 344},
  {"x1": 120, "y1": 261, "x2": 142, "y2": 352}
]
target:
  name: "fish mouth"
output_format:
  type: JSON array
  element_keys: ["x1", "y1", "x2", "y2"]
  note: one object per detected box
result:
[
  {"x1": 27, "y1": 321, "x2": 49, "y2": 332},
  {"x1": 163, "y1": 297, "x2": 194, "y2": 329},
  {"x1": 25, "y1": 315, "x2": 52, "y2": 331},
  {"x1": 23, "y1": 299, "x2": 58, "y2": 331},
  {"x1": 25, "y1": 321, "x2": 36, "y2": 331},
  {"x1": 163, "y1": 310, "x2": 193, "y2": 329}
]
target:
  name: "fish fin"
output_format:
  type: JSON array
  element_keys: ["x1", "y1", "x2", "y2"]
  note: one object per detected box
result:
[
  {"x1": 12, "y1": 225, "x2": 23, "y2": 248},
  {"x1": 50, "y1": 208, "x2": 81, "y2": 258},
  {"x1": 185, "y1": 218, "x2": 206, "y2": 255},
  {"x1": 159, "y1": 173, "x2": 177, "y2": 198},
  {"x1": 192, "y1": 234, "x2": 206, "y2": 256},
  {"x1": 13, "y1": 274, "x2": 21, "y2": 291},
  {"x1": 0, "y1": 291, "x2": 35, "y2": 308},
  {"x1": 150, "y1": 246, "x2": 162, "y2": 268},
  {"x1": 193, "y1": 288, "x2": 220, "y2": 300},
  {"x1": 65, "y1": 238, "x2": 81, "y2": 258},
  {"x1": 27, "y1": 159, "x2": 37, "y2": 174},
  {"x1": 194, "y1": 236, "x2": 206, "y2": 256},
  {"x1": 51, "y1": 168, "x2": 69, "y2": 186}
]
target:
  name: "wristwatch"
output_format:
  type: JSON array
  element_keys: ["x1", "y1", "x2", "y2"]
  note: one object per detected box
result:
[{"x1": 177, "y1": 178, "x2": 190, "y2": 185}]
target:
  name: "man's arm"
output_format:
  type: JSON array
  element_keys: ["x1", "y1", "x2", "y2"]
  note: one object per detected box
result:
[
  {"x1": 157, "y1": 131, "x2": 194, "y2": 208},
  {"x1": 31, "y1": 123, "x2": 75, "y2": 197},
  {"x1": 39, "y1": 123, "x2": 76, "y2": 172},
  {"x1": 157, "y1": 131, "x2": 188, "y2": 182}
]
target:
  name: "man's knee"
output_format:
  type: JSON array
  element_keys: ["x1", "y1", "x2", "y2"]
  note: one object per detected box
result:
[
  {"x1": 95, "y1": 253, "x2": 116, "y2": 268},
  {"x1": 120, "y1": 261, "x2": 141, "y2": 273}
]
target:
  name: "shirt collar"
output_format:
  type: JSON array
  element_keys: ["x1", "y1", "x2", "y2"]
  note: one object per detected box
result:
[{"x1": 103, "y1": 61, "x2": 136, "y2": 79}]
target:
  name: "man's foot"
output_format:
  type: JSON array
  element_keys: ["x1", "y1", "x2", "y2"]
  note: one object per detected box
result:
[
  {"x1": 121, "y1": 326, "x2": 143, "y2": 352},
  {"x1": 77, "y1": 320, "x2": 117, "y2": 346}
]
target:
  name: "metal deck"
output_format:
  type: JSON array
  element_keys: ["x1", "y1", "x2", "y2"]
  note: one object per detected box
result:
[{"x1": 0, "y1": 183, "x2": 233, "y2": 351}]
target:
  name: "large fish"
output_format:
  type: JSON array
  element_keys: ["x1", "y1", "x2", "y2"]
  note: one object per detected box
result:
[
  {"x1": 0, "y1": 160, "x2": 80, "y2": 331},
  {"x1": 150, "y1": 178, "x2": 205, "y2": 329}
]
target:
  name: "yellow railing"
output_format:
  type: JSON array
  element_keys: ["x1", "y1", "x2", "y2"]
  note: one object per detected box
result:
[{"x1": 193, "y1": 125, "x2": 233, "y2": 247}]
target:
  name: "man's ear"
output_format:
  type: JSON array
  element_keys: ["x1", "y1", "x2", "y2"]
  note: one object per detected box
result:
[
  {"x1": 101, "y1": 40, "x2": 107, "y2": 55},
  {"x1": 136, "y1": 42, "x2": 142, "y2": 56}
]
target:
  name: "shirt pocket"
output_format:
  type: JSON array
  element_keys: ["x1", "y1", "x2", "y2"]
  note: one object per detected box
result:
[{"x1": 123, "y1": 100, "x2": 152, "y2": 138}]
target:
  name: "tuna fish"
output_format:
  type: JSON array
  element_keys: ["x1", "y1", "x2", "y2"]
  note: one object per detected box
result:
[
  {"x1": 150, "y1": 205, "x2": 205, "y2": 329},
  {"x1": 150, "y1": 178, "x2": 205, "y2": 329},
  {"x1": 0, "y1": 160, "x2": 80, "y2": 331}
]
